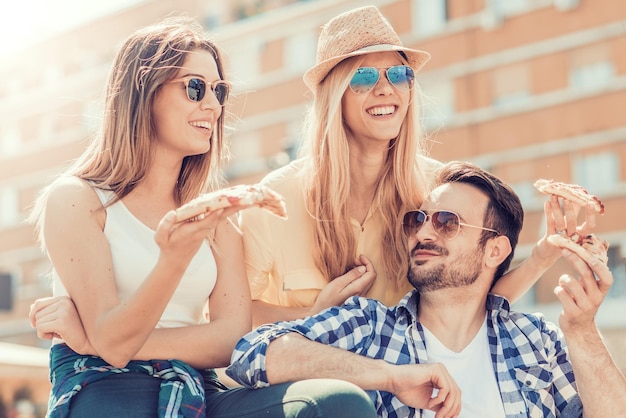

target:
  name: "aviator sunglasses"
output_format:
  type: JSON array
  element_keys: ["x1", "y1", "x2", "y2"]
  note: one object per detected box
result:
[
  {"x1": 402, "y1": 210, "x2": 500, "y2": 240},
  {"x1": 349, "y1": 65, "x2": 415, "y2": 94},
  {"x1": 167, "y1": 76, "x2": 231, "y2": 106}
]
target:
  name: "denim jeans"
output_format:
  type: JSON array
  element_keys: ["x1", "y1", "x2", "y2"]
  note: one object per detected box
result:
[{"x1": 68, "y1": 371, "x2": 377, "y2": 417}]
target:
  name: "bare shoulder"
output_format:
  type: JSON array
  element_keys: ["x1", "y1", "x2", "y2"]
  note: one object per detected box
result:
[
  {"x1": 45, "y1": 177, "x2": 103, "y2": 220},
  {"x1": 210, "y1": 216, "x2": 243, "y2": 255},
  {"x1": 215, "y1": 216, "x2": 243, "y2": 241}
]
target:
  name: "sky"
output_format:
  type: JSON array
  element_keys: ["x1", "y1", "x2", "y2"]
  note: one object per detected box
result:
[{"x1": 0, "y1": 0, "x2": 145, "y2": 54}]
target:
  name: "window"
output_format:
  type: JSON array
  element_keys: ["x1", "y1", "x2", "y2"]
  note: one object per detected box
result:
[
  {"x1": 413, "y1": 0, "x2": 448, "y2": 36},
  {"x1": 226, "y1": 38, "x2": 261, "y2": 85},
  {"x1": 225, "y1": 132, "x2": 265, "y2": 179},
  {"x1": 570, "y1": 61, "x2": 614, "y2": 92},
  {"x1": 573, "y1": 152, "x2": 619, "y2": 195},
  {"x1": 204, "y1": 14, "x2": 221, "y2": 30},
  {"x1": 511, "y1": 181, "x2": 537, "y2": 207},
  {"x1": 203, "y1": 0, "x2": 228, "y2": 28},
  {"x1": 493, "y1": 91, "x2": 531, "y2": 108},
  {"x1": 489, "y1": 0, "x2": 530, "y2": 16},
  {"x1": 492, "y1": 64, "x2": 532, "y2": 109},
  {"x1": 568, "y1": 45, "x2": 615, "y2": 93},
  {"x1": 420, "y1": 79, "x2": 454, "y2": 132},
  {"x1": 0, "y1": 187, "x2": 19, "y2": 227},
  {"x1": 482, "y1": 0, "x2": 531, "y2": 29},
  {"x1": 0, "y1": 124, "x2": 21, "y2": 156},
  {"x1": 285, "y1": 31, "x2": 316, "y2": 72}
]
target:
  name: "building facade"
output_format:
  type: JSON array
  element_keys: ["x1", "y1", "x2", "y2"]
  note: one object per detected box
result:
[{"x1": 1, "y1": 0, "x2": 624, "y2": 413}]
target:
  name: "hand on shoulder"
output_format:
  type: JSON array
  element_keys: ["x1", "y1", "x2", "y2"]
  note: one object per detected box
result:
[{"x1": 309, "y1": 255, "x2": 376, "y2": 315}]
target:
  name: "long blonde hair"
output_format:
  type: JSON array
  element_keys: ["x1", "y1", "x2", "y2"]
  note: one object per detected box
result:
[
  {"x1": 300, "y1": 53, "x2": 430, "y2": 285},
  {"x1": 31, "y1": 17, "x2": 229, "y2": 243}
]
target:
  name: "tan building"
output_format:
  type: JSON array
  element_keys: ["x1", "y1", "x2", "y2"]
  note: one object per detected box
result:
[{"x1": 1, "y1": 0, "x2": 624, "y2": 413}]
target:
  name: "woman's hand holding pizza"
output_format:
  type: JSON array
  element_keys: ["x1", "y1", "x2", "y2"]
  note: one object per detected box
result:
[
  {"x1": 531, "y1": 198, "x2": 597, "y2": 267},
  {"x1": 532, "y1": 179, "x2": 601, "y2": 267},
  {"x1": 154, "y1": 208, "x2": 232, "y2": 269},
  {"x1": 155, "y1": 184, "x2": 286, "y2": 269}
]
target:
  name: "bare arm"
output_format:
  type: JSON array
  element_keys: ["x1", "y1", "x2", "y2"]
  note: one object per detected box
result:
[
  {"x1": 42, "y1": 178, "x2": 238, "y2": 368},
  {"x1": 493, "y1": 197, "x2": 596, "y2": 302},
  {"x1": 555, "y1": 249, "x2": 626, "y2": 415},
  {"x1": 266, "y1": 333, "x2": 461, "y2": 417},
  {"x1": 133, "y1": 217, "x2": 252, "y2": 369},
  {"x1": 252, "y1": 255, "x2": 376, "y2": 327},
  {"x1": 32, "y1": 216, "x2": 251, "y2": 370},
  {"x1": 251, "y1": 300, "x2": 310, "y2": 327}
]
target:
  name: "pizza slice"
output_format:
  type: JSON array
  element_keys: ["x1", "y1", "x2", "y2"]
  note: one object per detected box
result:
[
  {"x1": 175, "y1": 184, "x2": 287, "y2": 223},
  {"x1": 547, "y1": 233, "x2": 609, "y2": 266},
  {"x1": 534, "y1": 178, "x2": 604, "y2": 214}
]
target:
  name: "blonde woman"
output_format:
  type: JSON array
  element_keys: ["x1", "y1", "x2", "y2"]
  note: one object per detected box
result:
[
  {"x1": 29, "y1": 17, "x2": 376, "y2": 418},
  {"x1": 241, "y1": 6, "x2": 595, "y2": 326}
]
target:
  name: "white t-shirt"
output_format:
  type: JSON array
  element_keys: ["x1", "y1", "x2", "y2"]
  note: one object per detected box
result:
[{"x1": 420, "y1": 318, "x2": 506, "y2": 418}]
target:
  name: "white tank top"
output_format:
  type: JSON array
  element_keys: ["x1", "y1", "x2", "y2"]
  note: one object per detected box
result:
[{"x1": 52, "y1": 186, "x2": 217, "y2": 329}]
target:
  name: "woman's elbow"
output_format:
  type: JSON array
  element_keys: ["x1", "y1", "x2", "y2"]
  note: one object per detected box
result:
[
  {"x1": 93, "y1": 338, "x2": 138, "y2": 369},
  {"x1": 218, "y1": 319, "x2": 252, "y2": 362}
]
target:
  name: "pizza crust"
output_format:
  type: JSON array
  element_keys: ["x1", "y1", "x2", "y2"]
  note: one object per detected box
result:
[
  {"x1": 534, "y1": 179, "x2": 604, "y2": 214},
  {"x1": 175, "y1": 184, "x2": 287, "y2": 223},
  {"x1": 547, "y1": 233, "x2": 609, "y2": 266},
  {"x1": 534, "y1": 178, "x2": 608, "y2": 265}
]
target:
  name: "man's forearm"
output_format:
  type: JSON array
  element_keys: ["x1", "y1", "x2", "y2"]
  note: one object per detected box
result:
[
  {"x1": 566, "y1": 328, "x2": 626, "y2": 415},
  {"x1": 265, "y1": 332, "x2": 462, "y2": 414},
  {"x1": 266, "y1": 333, "x2": 392, "y2": 391}
]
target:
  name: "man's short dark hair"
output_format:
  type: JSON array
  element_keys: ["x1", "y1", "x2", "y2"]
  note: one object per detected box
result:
[{"x1": 434, "y1": 161, "x2": 524, "y2": 282}]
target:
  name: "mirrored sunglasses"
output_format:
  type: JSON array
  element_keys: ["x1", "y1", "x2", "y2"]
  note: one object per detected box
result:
[
  {"x1": 349, "y1": 65, "x2": 415, "y2": 94},
  {"x1": 167, "y1": 77, "x2": 230, "y2": 106},
  {"x1": 402, "y1": 210, "x2": 500, "y2": 240}
]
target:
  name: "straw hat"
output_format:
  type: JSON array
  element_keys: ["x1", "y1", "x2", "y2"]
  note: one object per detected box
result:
[{"x1": 303, "y1": 5, "x2": 431, "y2": 91}]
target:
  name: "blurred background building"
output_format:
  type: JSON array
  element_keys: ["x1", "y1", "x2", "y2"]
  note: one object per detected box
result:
[{"x1": 0, "y1": 0, "x2": 624, "y2": 414}]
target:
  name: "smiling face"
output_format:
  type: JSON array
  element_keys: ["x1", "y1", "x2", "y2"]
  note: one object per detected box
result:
[
  {"x1": 341, "y1": 51, "x2": 412, "y2": 146},
  {"x1": 406, "y1": 183, "x2": 490, "y2": 293},
  {"x1": 152, "y1": 48, "x2": 224, "y2": 158}
]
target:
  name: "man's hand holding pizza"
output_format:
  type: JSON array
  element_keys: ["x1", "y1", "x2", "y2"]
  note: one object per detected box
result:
[
  {"x1": 554, "y1": 247, "x2": 612, "y2": 336},
  {"x1": 553, "y1": 242, "x2": 626, "y2": 415},
  {"x1": 540, "y1": 179, "x2": 626, "y2": 415}
]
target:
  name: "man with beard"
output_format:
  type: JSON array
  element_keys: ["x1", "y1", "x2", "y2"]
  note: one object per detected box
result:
[{"x1": 227, "y1": 161, "x2": 626, "y2": 417}]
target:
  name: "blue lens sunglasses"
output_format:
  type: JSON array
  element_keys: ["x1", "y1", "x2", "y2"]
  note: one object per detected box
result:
[{"x1": 349, "y1": 65, "x2": 415, "y2": 94}]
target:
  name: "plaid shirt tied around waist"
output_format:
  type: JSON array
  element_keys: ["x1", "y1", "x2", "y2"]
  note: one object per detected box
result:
[
  {"x1": 227, "y1": 292, "x2": 583, "y2": 418},
  {"x1": 47, "y1": 344, "x2": 206, "y2": 418}
]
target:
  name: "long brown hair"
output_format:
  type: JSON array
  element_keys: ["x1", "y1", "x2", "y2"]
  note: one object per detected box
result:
[
  {"x1": 31, "y1": 17, "x2": 229, "y2": 243},
  {"x1": 299, "y1": 53, "x2": 431, "y2": 285}
]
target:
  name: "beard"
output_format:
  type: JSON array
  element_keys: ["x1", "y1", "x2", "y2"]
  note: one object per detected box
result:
[{"x1": 407, "y1": 242, "x2": 484, "y2": 292}]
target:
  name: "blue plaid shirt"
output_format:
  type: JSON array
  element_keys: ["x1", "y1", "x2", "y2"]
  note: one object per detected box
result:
[
  {"x1": 226, "y1": 292, "x2": 583, "y2": 417},
  {"x1": 47, "y1": 344, "x2": 207, "y2": 418}
]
